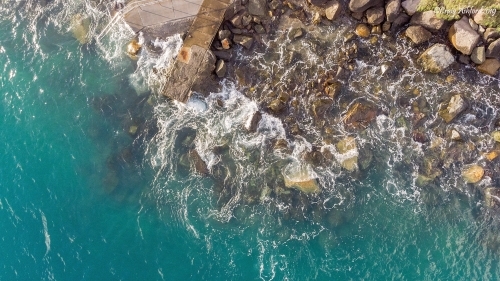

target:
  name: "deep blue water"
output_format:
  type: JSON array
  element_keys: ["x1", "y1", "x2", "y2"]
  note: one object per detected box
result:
[{"x1": 2, "y1": 1, "x2": 500, "y2": 280}]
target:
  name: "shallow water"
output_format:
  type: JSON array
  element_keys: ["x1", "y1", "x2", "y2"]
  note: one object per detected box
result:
[{"x1": 2, "y1": 1, "x2": 500, "y2": 280}]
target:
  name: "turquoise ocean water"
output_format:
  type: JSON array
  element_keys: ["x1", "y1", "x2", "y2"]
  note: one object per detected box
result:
[{"x1": 2, "y1": 1, "x2": 500, "y2": 280}]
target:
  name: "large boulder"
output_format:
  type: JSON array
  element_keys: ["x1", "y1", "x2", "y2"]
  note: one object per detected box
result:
[
  {"x1": 366, "y1": 7, "x2": 385, "y2": 25},
  {"x1": 385, "y1": 0, "x2": 400, "y2": 22},
  {"x1": 405, "y1": 25, "x2": 432, "y2": 44},
  {"x1": 410, "y1": 11, "x2": 445, "y2": 32},
  {"x1": 248, "y1": 0, "x2": 267, "y2": 16},
  {"x1": 448, "y1": 17, "x2": 480, "y2": 55},
  {"x1": 418, "y1": 44, "x2": 454, "y2": 73},
  {"x1": 486, "y1": 38, "x2": 500, "y2": 59},
  {"x1": 401, "y1": 0, "x2": 420, "y2": 16},
  {"x1": 336, "y1": 137, "x2": 359, "y2": 171},
  {"x1": 477, "y1": 58, "x2": 500, "y2": 76},
  {"x1": 462, "y1": 164, "x2": 484, "y2": 184},
  {"x1": 343, "y1": 102, "x2": 377, "y2": 129},
  {"x1": 484, "y1": 187, "x2": 500, "y2": 208},
  {"x1": 438, "y1": 94, "x2": 467, "y2": 123},
  {"x1": 349, "y1": 0, "x2": 383, "y2": 13},
  {"x1": 283, "y1": 162, "x2": 320, "y2": 193}
]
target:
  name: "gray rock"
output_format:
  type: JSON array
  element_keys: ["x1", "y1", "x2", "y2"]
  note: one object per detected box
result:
[
  {"x1": 390, "y1": 13, "x2": 410, "y2": 33},
  {"x1": 248, "y1": 0, "x2": 267, "y2": 16},
  {"x1": 458, "y1": 55, "x2": 470, "y2": 64},
  {"x1": 366, "y1": 7, "x2": 385, "y2": 25},
  {"x1": 448, "y1": 17, "x2": 480, "y2": 55},
  {"x1": 245, "y1": 111, "x2": 262, "y2": 132},
  {"x1": 471, "y1": 46, "x2": 486, "y2": 64},
  {"x1": 410, "y1": 11, "x2": 445, "y2": 32},
  {"x1": 469, "y1": 18, "x2": 479, "y2": 31},
  {"x1": 348, "y1": 0, "x2": 383, "y2": 13},
  {"x1": 233, "y1": 35, "x2": 254, "y2": 49},
  {"x1": 215, "y1": 59, "x2": 226, "y2": 78},
  {"x1": 385, "y1": 0, "x2": 400, "y2": 22},
  {"x1": 486, "y1": 38, "x2": 500, "y2": 59},
  {"x1": 230, "y1": 14, "x2": 244, "y2": 28},
  {"x1": 213, "y1": 50, "x2": 232, "y2": 61},
  {"x1": 254, "y1": 24, "x2": 266, "y2": 34},
  {"x1": 401, "y1": 0, "x2": 420, "y2": 16},
  {"x1": 288, "y1": 27, "x2": 305, "y2": 40},
  {"x1": 325, "y1": 1, "x2": 342, "y2": 21},
  {"x1": 405, "y1": 25, "x2": 432, "y2": 44},
  {"x1": 218, "y1": 30, "x2": 231, "y2": 40},
  {"x1": 438, "y1": 94, "x2": 467, "y2": 123},
  {"x1": 418, "y1": 44, "x2": 455, "y2": 73},
  {"x1": 268, "y1": 0, "x2": 280, "y2": 10}
]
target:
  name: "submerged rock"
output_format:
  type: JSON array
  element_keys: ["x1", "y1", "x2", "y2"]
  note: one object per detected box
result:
[
  {"x1": 70, "y1": 14, "x2": 91, "y2": 44},
  {"x1": 418, "y1": 44, "x2": 454, "y2": 73},
  {"x1": 336, "y1": 136, "x2": 358, "y2": 171},
  {"x1": 449, "y1": 17, "x2": 480, "y2": 55},
  {"x1": 484, "y1": 187, "x2": 500, "y2": 208},
  {"x1": 438, "y1": 94, "x2": 467, "y2": 123},
  {"x1": 462, "y1": 164, "x2": 484, "y2": 183},
  {"x1": 492, "y1": 131, "x2": 500, "y2": 142},
  {"x1": 189, "y1": 149, "x2": 209, "y2": 175},
  {"x1": 245, "y1": 110, "x2": 262, "y2": 132},
  {"x1": 283, "y1": 163, "x2": 320, "y2": 193},
  {"x1": 487, "y1": 38, "x2": 500, "y2": 58},
  {"x1": 343, "y1": 102, "x2": 377, "y2": 129}
]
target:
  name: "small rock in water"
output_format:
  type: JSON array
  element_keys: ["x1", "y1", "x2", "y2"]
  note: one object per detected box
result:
[
  {"x1": 288, "y1": 27, "x2": 305, "y2": 40},
  {"x1": 128, "y1": 125, "x2": 138, "y2": 135},
  {"x1": 484, "y1": 151, "x2": 498, "y2": 161},
  {"x1": 343, "y1": 102, "x2": 377, "y2": 129},
  {"x1": 450, "y1": 129, "x2": 461, "y2": 141},
  {"x1": 127, "y1": 39, "x2": 142, "y2": 57},
  {"x1": 416, "y1": 174, "x2": 433, "y2": 187},
  {"x1": 312, "y1": 12, "x2": 322, "y2": 25},
  {"x1": 484, "y1": 187, "x2": 500, "y2": 208},
  {"x1": 477, "y1": 58, "x2": 500, "y2": 76},
  {"x1": 418, "y1": 44, "x2": 454, "y2": 73},
  {"x1": 311, "y1": 97, "x2": 333, "y2": 116},
  {"x1": 355, "y1": 24, "x2": 371, "y2": 38},
  {"x1": 462, "y1": 164, "x2": 484, "y2": 184},
  {"x1": 215, "y1": 59, "x2": 226, "y2": 78},
  {"x1": 221, "y1": 38, "x2": 232, "y2": 50},
  {"x1": 268, "y1": 99, "x2": 286, "y2": 113},
  {"x1": 438, "y1": 94, "x2": 467, "y2": 123},
  {"x1": 245, "y1": 110, "x2": 262, "y2": 132},
  {"x1": 492, "y1": 131, "x2": 500, "y2": 142},
  {"x1": 233, "y1": 35, "x2": 254, "y2": 49},
  {"x1": 324, "y1": 81, "x2": 341, "y2": 98}
]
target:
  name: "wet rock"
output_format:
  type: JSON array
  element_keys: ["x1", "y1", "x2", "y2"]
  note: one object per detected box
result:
[
  {"x1": 366, "y1": 7, "x2": 384, "y2": 25},
  {"x1": 324, "y1": 81, "x2": 341, "y2": 98},
  {"x1": 126, "y1": 39, "x2": 141, "y2": 57},
  {"x1": 288, "y1": 27, "x2": 305, "y2": 40},
  {"x1": 389, "y1": 13, "x2": 410, "y2": 33},
  {"x1": 355, "y1": 24, "x2": 371, "y2": 38},
  {"x1": 485, "y1": 151, "x2": 498, "y2": 161},
  {"x1": 410, "y1": 11, "x2": 445, "y2": 32},
  {"x1": 215, "y1": 59, "x2": 226, "y2": 78},
  {"x1": 471, "y1": 46, "x2": 486, "y2": 64},
  {"x1": 492, "y1": 131, "x2": 500, "y2": 142},
  {"x1": 233, "y1": 35, "x2": 254, "y2": 49},
  {"x1": 438, "y1": 94, "x2": 467, "y2": 123},
  {"x1": 71, "y1": 14, "x2": 90, "y2": 44},
  {"x1": 450, "y1": 129, "x2": 461, "y2": 141},
  {"x1": 218, "y1": 30, "x2": 232, "y2": 40},
  {"x1": 401, "y1": 0, "x2": 419, "y2": 16},
  {"x1": 348, "y1": 0, "x2": 383, "y2": 13},
  {"x1": 462, "y1": 165, "x2": 484, "y2": 183},
  {"x1": 312, "y1": 12, "x2": 322, "y2": 25},
  {"x1": 412, "y1": 131, "x2": 427, "y2": 143},
  {"x1": 405, "y1": 25, "x2": 432, "y2": 45},
  {"x1": 254, "y1": 24, "x2": 266, "y2": 34},
  {"x1": 484, "y1": 187, "x2": 500, "y2": 208},
  {"x1": 477, "y1": 58, "x2": 500, "y2": 76},
  {"x1": 371, "y1": 25, "x2": 382, "y2": 34},
  {"x1": 325, "y1": 1, "x2": 342, "y2": 21},
  {"x1": 213, "y1": 50, "x2": 232, "y2": 61},
  {"x1": 245, "y1": 110, "x2": 262, "y2": 132},
  {"x1": 385, "y1": 0, "x2": 400, "y2": 22},
  {"x1": 221, "y1": 38, "x2": 231, "y2": 49},
  {"x1": 418, "y1": 44, "x2": 454, "y2": 73},
  {"x1": 283, "y1": 163, "x2": 320, "y2": 193},
  {"x1": 486, "y1": 39, "x2": 500, "y2": 58},
  {"x1": 343, "y1": 102, "x2": 377, "y2": 129},
  {"x1": 336, "y1": 136, "x2": 358, "y2": 171},
  {"x1": 382, "y1": 21, "x2": 391, "y2": 32},
  {"x1": 312, "y1": 97, "x2": 333, "y2": 116},
  {"x1": 128, "y1": 125, "x2": 138, "y2": 135},
  {"x1": 189, "y1": 149, "x2": 209, "y2": 175},
  {"x1": 268, "y1": 99, "x2": 286, "y2": 113},
  {"x1": 448, "y1": 17, "x2": 480, "y2": 55},
  {"x1": 248, "y1": 0, "x2": 267, "y2": 16},
  {"x1": 416, "y1": 174, "x2": 433, "y2": 187}
]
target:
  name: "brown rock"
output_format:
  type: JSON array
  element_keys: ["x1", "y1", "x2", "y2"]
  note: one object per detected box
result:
[
  {"x1": 366, "y1": 7, "x2": 384, "y2": 25},
  {"x1": 405, "y1": 25, "x2": 432, "y2": 45},
  {"x1": 215, "y1": 59, "x2": 226, "y2": 78},
  {"x1": 325, "y1": 1, "x2": 342, "y2": 21},
  {"x1": 336, "y1": 136, "x2": 358, "y2": 171},
  {"x1": 348, "y1": 0, "x2": 383, "y2": 13},
  {"x1": 324, "y1": 81, "x2": 341, "y2": 98},
  {"x1": 477, "y1": 58, "x2": 500, "y2": 76},
  {"x1": 471, "y1": 46, "x2": 486, "y2": 64},
  {"x1": 401, "y1": 0, "x2": 420, "y2": 16},
  {"x1": 355, "y1": 24, "x2": 371, "y2": 38},
  {"x1": 343, "y1": 102, "x2": 377, "y2": 129},
  {"x1": 462, "y1": 165, "x2": 484, "y2": 183},
  {"x1": 485, "y1": 151, "x2": 498, "y2": 161},
  {"x1": 385, "y1": 0, "x2": 400, "y2": 22},
  {"x1": 486, "y1": 38, "x2": 500, "y2": 59},
  {"x1": 283, "y1": 163, "x2": 320, "y2": 193},
  {"x1": 438, "y1": 94, "x2": 467, "y2": 123},
  {"x1": 221, "y1": 38, "x2": 231, "y2": 49},
  {"x1": 126, "y1": 39, "x2": 141, "y2": 57},
  {"x1": 410, "y1": 11, "x2": 445, "y2": 32},
  {"x1": 189, "y1": 149, "x2": 209, "y2": 175}
]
